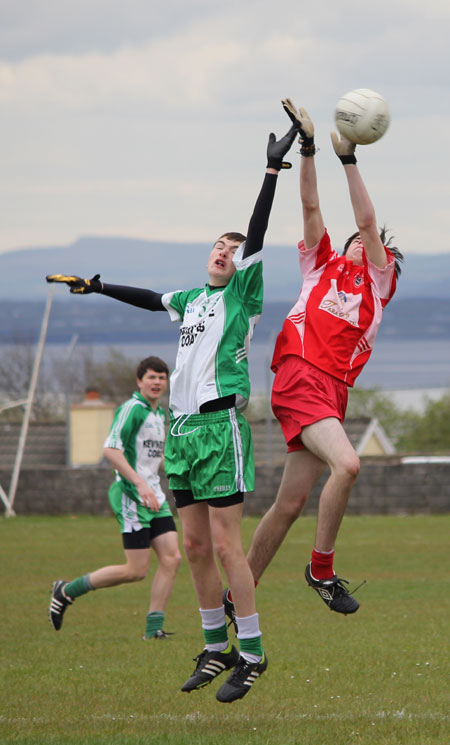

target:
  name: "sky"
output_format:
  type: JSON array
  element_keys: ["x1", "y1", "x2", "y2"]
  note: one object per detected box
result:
[{"x1": 0, "y1": 0, "x2": 449, "y2": 257}]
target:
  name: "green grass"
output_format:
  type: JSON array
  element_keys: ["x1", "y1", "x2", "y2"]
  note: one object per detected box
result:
[{"x1": 0, "y1": 514, "x2": 449, "y2": 745}]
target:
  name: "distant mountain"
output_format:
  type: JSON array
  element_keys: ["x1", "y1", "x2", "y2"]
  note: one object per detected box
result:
[{"x1": 1, "y1": 235, "x2": 449, "y2": 301}]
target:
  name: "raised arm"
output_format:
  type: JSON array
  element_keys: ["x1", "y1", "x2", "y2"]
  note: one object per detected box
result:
[
  {"x1": 282, "y1": 99, "x2": 325, "y2": 249},
  {"x1": 46, "y1": 273, "x2": 165, "y2": 311},
  {"x1": 300, "y1": 149, "x2": 325, "y2": 250},
  {"x1": 330, "y1": 133, "x2": 387, "y2": 269},
  {"x1": 242, "y1": 125, "x2": 297, "y2": 258}
]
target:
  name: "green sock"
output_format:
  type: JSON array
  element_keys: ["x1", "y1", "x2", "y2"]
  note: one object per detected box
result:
[
  {"x1": 145, "y1": 611, "x2": 165, "y2": 638},
  {"x1": 64, "y1": 574, "x2": 93, "y2": 599},
  {"x1": 239, "y1": 635, "x2": 263, "y2": 658},
  {"x1": 203, "y1": 623, "x2": 228, "y2": 646}
]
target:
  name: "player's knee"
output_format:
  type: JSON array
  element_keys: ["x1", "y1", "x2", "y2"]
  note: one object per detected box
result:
[
  {"x1": 158, "y1": 551, "x2": 182, "y2": 575},
  {"x1": 340, "y1": 453, "x2": 360, "y2": 482},
  {"x1": 213, "y1": 538, "x2": 233, "y2": 567},
  {"x1": 183, "y1": 535, "x2": 211, "y2": 563},
  {"x1": 169, "y1": 550, "x2": 182, "y2": 572},
  {"x1": 274, "y1": 492, "x2": 307, "y2": 524},
  {"x1": 214, "y1": 535, "x2": 245, "y2": 571}
]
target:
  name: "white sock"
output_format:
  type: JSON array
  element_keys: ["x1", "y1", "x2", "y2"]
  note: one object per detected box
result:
[
  {"x1": 236, "y1": 613, "x2": 262, "y2": 663},
  {"x1": 199, "y1": 606, "x2": 226, "y2": 629}
]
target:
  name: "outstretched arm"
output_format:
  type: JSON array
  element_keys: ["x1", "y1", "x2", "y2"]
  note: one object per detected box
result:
[
  {"x1": 46, "y1": 273, "x2": 165, "y2": 310},
  {"x1": 242, "y1": 125, "x2": 297, "y2": 258},
  {"x1": 331, "y1": 132, "x2": 387, "y2": 269},
  {"x1": 281, "y1": 99, "x2": 325, "y2": 250}
]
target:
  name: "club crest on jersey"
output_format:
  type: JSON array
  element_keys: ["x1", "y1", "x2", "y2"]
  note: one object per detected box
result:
[
  {"x1": 353, "y1": 275, "x2": 363, "y2": 288},
  {"x1": 194, "y1": 294, "x2": 222, "y2": 319}
]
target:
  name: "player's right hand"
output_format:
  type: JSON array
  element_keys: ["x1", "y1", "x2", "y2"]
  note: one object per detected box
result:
[
  {"x1": 46, "y1": 273, "x2": 102, "y2": 294},
  {"x1": 137, "y1": 482, "x2": 161, "y2": 512},
  {"x1": 281, "y1": 99, "x2": 314, "y2": 142}
]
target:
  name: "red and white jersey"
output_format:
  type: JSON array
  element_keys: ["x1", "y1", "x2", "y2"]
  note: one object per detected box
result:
[{"x1": 271, "y1": 230, "x2": 396, "y2": 386}]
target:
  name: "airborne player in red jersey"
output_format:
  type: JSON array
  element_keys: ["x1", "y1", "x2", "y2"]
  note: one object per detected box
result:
[{"x1": 224, "y1": 99, "x2": 403, "y2": 623}]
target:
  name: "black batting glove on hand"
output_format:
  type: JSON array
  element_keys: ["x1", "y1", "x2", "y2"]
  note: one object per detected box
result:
[
  {"x1": 330, "y1": 131, "x2": 357, "y2": 164},
  {"x1": 46, "y1": 273, "x2": 103, "y2": 294},
  {"x1": 266, "y1": 124, "x2": 297, "y2": 170},
  {"x1": 282, "y1": 98, "x2": 315, "y2": 156}
]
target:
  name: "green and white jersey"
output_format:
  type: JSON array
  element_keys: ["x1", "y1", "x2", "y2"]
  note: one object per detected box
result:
[
  {"x1": 104, "y1": 392, "x2": 167, "y2": 506},
  {"x1": 161, "y1": 244, "x2": 263, "y2": 417}
]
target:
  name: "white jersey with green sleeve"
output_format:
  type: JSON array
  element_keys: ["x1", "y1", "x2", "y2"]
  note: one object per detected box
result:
[
  {"x1": 161, "y1": 244, "x2": 263, "y2": 417},
  {"x1": 103, "y1": 392, "x2": 167, "y2": 506}
]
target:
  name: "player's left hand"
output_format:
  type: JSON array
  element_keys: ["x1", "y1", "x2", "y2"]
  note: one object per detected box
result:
[
  {"x1": 282, "y1": 99, "x2": 314, "y2": 141},
  {"x1": 46, "y1": 273, "x2": 102, "y2": 294},
  {"x1": 330, "y1": 131, "x2": 357, "y2": 164},
  {"x1": 266, "y1": 125, "x2": 297, "y2": 171}
]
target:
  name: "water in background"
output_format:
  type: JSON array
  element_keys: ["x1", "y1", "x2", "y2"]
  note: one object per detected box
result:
[
  {"x1": 47, "y1": 338, "x2": 450, "y2": 412},
  {"x1": 2, "y1": 339, "x2": 448, "y2": 413}
]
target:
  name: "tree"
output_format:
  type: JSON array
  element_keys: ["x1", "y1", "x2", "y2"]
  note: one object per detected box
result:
[
  {"x1": 0, "y1": 343, "x2": 54, "y2": 421},
  {"x1": 0, "y1": 345, "x2": 169, "y2": 421},
  {"x1": 396, "y1": 392, "x2": 450, "y2": 453}
]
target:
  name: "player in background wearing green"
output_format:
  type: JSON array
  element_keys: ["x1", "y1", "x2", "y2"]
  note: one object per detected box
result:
[
  {"x1": 46, "y1": 121, "x2": 297, "y2": 703},
  {"x1": 49, "y1": 356, "x2": 182, "y2": 640}
]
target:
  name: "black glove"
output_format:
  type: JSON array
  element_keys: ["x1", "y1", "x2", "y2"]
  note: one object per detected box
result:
[
  {"x1": 266, "y1": 125, "x2": 297, "y2": 170},
  {"x1": 46, "y1": 273, "x2": 103, "y2": 294},
  {"x1": 282, "y1": 98, "x2": 316, "y2": 156}
]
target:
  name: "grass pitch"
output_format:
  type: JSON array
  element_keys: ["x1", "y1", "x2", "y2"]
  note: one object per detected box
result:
[{"x1": 0, "y1": 514, "x2": 449, "y2": 745}]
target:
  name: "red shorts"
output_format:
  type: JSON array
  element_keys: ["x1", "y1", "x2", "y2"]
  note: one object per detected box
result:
[{"x1": 271, "y1": 355, "x2": 348, "y2": 452}]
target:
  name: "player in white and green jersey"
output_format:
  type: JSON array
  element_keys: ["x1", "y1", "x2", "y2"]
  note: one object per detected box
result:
[
  {"x1": 46, "y1": 122, "x2": 297, "y2": 702},
  {"x1": 161, "y1": 243, "x2": 263, "y2": 418},
  {"x1": 49, "y1": 357, "x2": 181, "y2": 641}
]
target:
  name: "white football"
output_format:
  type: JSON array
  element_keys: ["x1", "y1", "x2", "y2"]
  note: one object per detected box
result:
[{"x1": 335, "y1": 88, "x2": 390, "y2": 145}]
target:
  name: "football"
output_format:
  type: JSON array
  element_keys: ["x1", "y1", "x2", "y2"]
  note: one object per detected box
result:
[{"x1": 335, "y1": 88, "x2": 390, "y2": 145}]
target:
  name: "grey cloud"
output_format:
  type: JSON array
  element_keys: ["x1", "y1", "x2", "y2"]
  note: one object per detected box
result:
[{"x1": 0, "y1": 0, "x2": 215, "y2": 61}]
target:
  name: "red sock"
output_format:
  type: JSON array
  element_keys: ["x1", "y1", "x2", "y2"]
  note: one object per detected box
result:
[
  {"x1": 227, "y1": 580, "x2": 258, "y2": 603},
  {"x1": 311, "y1": 548, "x2": 335, "y2": 580}
]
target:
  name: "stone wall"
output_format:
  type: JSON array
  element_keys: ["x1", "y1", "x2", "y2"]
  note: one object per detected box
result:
[
  {"x1": 252, "y1": 458, "x2": 450, "y2": 515},
  {"x1": 1, "y1": 457, "x2": 449, "y2": 516}
]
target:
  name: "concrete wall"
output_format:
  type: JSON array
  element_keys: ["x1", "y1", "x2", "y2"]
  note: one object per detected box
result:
[{"x1": 1, "y1": 457, "x2": 449, "y2": 516}]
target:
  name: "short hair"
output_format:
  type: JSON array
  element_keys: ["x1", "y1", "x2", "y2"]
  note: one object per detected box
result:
[
  {"x1": 217, "y1": 232, "x2": 246, "y2": 244},
  {"x1": 343, "y1": 226, "x2": 404, "y2": 279},
  {"x1": 136, "y1": 356, "x2": 169, "y2": 380}
]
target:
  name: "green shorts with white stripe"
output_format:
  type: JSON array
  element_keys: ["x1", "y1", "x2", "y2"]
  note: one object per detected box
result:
[{"x1": 165, "y1": 408, "x2": 255, "y2": 500}]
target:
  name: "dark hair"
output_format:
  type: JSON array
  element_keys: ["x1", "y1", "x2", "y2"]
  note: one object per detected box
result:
[
  {"x1": 136, "y1": 356, "x2": 169, "y2": 380},
  {"x1": 343, "y1": 226, "x2": 404, "y2": 279},
  {"x1": 217, "y1": 232, "x2": 246, "y2": 244}
]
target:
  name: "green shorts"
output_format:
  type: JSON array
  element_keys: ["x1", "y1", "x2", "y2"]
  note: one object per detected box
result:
[
  {"x1": 108, "y1": 481, "x2": 173, "y2": 533},
  {"x1": 164, "y1": 408, "x2": 255, "y2": 500}
]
